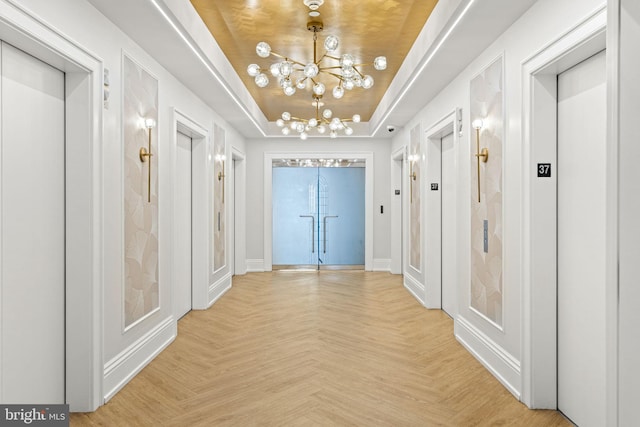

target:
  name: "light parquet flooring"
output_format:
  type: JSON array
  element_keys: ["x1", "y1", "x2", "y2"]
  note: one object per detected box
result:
[{"x1": 71, "y1": 272, "x2": 570, "y2": 426}]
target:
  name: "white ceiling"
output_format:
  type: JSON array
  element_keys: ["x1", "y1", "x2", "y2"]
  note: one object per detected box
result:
[{"x1": 87, "y1": 0, "x2": 538, "y2": 139}]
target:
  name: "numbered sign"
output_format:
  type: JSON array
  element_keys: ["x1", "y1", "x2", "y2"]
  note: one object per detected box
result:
[{"x1": 537, "y1": 163, "x2": 551, "y2": 178}]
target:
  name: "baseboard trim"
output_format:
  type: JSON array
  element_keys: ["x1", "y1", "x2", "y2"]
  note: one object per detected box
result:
[
  {"x1": 208, "y1": 273, "x2": 232, "y2": 308},
  {"x1": 373, "y1": 258, "x2": 391, "y2": 272},
  {"x1": 455, "y1": 315, "x2": 521, "y2": 399},
  {"x1": 404, "y1": 274, "x2": 425, "y2": 306},
  {"x1": 246, "y1": 259, "x2": 265, "y2": 272},
  {"x1": 103, "y1": 316, "x2": 176, "y2": 402}
]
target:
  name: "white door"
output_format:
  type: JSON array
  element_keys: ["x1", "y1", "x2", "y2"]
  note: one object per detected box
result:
[
  {"x1": 0, "y1": 42, "x2": 65, "y2": 403},
  {"x1": 557, "y1": 50, "x2": 606, "y2": 427},
  {"x1": 175, "y1": 131, "x2": 192, "y2": 319},
  {"x1": 441, "y1": 132, "x2": 456, "y2": 317}
]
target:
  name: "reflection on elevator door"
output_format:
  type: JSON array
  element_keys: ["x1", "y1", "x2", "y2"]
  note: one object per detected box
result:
[{"x1": 273, "y1": 161, "x2": 365, "y2": 270}]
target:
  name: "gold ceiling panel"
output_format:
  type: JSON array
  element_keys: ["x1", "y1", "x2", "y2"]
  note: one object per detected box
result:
[{"x1": 190, "y1": 0, "x2": 438, "y2": 122}]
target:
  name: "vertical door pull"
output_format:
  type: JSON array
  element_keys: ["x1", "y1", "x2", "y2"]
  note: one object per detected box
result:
[
  {"x1": 323, "y1": 215, "x2": 338, "y2": 253},
  {"x1": 299, "y1": 215, "x2": 315, "y2": 253}
]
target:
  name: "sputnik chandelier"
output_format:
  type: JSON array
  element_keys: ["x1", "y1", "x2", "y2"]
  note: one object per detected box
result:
[
  {"x1": 277, "y1": 95, "x2": 361, "y2": 139},
  {"x1": 246, "y1": 20, "x2": 387, "y2": 99},
  {"x1": 246, "y1": 0, "x2": 387, "y2": 138}
]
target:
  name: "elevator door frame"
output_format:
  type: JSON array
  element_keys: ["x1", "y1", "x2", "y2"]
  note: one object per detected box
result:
[
  {"x1": 264, "y1": 152, "x2": 374, "y2": 272},
  {"x1": 0, "y1": 2, "x2": 104, "y2": 411},
  {"x1": 520, "y1": 7, "x2": 609, "y2": 411}
]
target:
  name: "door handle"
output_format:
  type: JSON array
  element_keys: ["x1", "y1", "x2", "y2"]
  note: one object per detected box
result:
[
  {"x1": 323, "y1": 215, "x2": 338, "y2": 253},
  {"x1": 299, "y1": 215, "x2": 315, "y2": 253}
]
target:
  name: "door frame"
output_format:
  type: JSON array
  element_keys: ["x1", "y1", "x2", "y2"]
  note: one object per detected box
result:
[
  {"x1": 521, "y1": 5, "x2": 607, "y2": 410},
  {"x1": 171, "y1": 109, "x2": 209, "y2": 311},
  {"x1": 390, "y1": 146, "x2": 406, "y2": 275},
  {"x1": 424, "y1": 110, "x2": 459, "y2": 311},
  {"x1": 231, "y1": 147, "x2": 246, "y2": 275},
  {"x1": 263, "y1": 151, "x2": 374, "y2": 271},
  {"x1": 0, "y1": 0, "x2": 104, "y2": 411}
]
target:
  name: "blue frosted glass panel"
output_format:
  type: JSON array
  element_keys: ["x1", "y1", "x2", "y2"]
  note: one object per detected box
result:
[
  {"x1": 319, "y1": 168, "x2": 365, "y2": 265},
  {"x1": 272, "y1": 165, "x2": 365, "y2": 267},
  {"x1": 272, "y1": 167, "x2": 319, "y2": 265}
]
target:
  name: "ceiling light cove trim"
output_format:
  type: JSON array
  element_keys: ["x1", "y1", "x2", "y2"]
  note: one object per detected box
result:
[
  {"x1": 371, "y1": 0, "x2": 476, "y2": 135},
  {"x1": 148, "y1": 0, "x2": 267, "y2": 137}
]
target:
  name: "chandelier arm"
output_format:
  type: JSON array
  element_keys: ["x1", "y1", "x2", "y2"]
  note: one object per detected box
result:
[
  {"x1": 269, "y1": 51, "x2": 287, "y2": 59},
  {"x1": 323, "y1": 71, "x2": 346, "y2": 80},
  {"x1": 324, "y1": 55, "x2": 340, "y2": 60},
  {"x1": 353, "y1": 67, "x2": 365, "y2": 78}
]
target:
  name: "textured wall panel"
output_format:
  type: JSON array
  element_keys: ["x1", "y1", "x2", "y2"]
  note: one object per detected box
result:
[
  {"x1": 123, "y1": 55, "x2": 159, "y2": 328},
  {"x1": 469, "y1": 55, "x2": 503, "y2": 327}
]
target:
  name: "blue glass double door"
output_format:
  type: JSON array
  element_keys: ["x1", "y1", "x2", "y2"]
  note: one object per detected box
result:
[{"x1": 273, "y1": 164, "x2": 365, "y2": 269}]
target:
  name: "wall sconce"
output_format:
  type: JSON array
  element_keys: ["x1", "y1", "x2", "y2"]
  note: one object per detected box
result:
[
  {"x1": 409, "y1": 154, "x2": 417, "y2": 203},
  {"x1": 216, "y1": 154, "x2": 226, "y2": 204},
  {"x1": 472, "y1": 119, "x2": 488, "y2": 203},
  {"x1": 139, "y1": 117, "x2": 156, "y2": 203}
]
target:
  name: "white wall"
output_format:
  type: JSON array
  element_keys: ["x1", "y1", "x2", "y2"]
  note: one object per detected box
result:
[
  {"x1": 245, "y1": 138, "x2": 391, "y2": 269},
  {"x1": 615, "y1": 0, "x2": 640, "y2": 424},
  {"x1": 14, "y1": 0, "x2": 245, "y2": 404},
  {"x1": 392, "y1": 0, "x2": 606, "y2": 399}
]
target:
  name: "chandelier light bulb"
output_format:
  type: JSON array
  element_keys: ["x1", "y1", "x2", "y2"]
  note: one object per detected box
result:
[
  {"x1": 352, "y1": 114, "x2": 361, "y2": 123},
  {"x1": 256, "y1": 42, "x2": 271, "y2": 58},
  {"x1": 323, "y1": 109, "x2": 332, "y2": 119},
  {"x1": 324, "y1": 35, "x2": 339, "y2": 52},
  {"x1": 255, "y1": 73, "x2": 269, "y2": 87},
  {"x1": 340, "y1": 54, "x2": 354, "y2": 69},
  {"x1": 313, "y1": 82, "x2": 326, "y2": 96},
  {"x1": 282, "y1": 127, "x2": 290, "y2": 135},
  {"x1": 296, "y1": 123, "x2": 305, "y2": 133},
  {"x1": 330, "y1": 131, "x2": 337, "y2": 139},
  {"x1": 284, "y1": 85, "x2": 296, "y2": 96},
  {"x1": 344, "y1": 80, "x2": 354, "y2": 90},
  {"x1": 280, "y1": 61, "x2": 293, "y2": 77},
  {"x1": 303, "y1": 63, "x2": 319, "y2": 78},
  {"x1": 282, "y1": 112, "x2": 291, "y2": 121},
  {"x1": 362, "y1": 75, "x2": 374, "y2": 89},
  {"x1": 247, "y1": 63, "x2": 260, "y2": 77},
  {"x1": 345, "y1": 127, "x2": 354, "y2": 136},
  {"x1": 276, "y1": 119, "x2": 285, "y2": 127},
  {"x1": 374, "y1": 56, "x2": 387, "y2": 70},
  {"x1": 309, "y1": 118, "x2": 318, "y2": 127},
  {"x1": 332, "y1": 86, "x2": 344, "y2": 99},
  {"x1": 300, "y1": 132, "x2": 308, "y2": 140},
  {"x1": 270, "y1": 63, "x2": 281, "y2": 77},
  {"x1": 296, "y1": 78, "x2": 307, "y2": 89},
  {"x1": 317, "y1": 125, "x2": 326, "y2": 134}
]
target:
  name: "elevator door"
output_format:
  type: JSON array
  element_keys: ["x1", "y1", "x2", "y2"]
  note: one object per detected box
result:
[
  {"x1": 1, "y1": 42, "x2": 65, "y2": 403},
  {"x1": 557, "y1": 50, "x2": 606, "y2": 427},
  {"x1": 273, "y1": 163, "x2": 365, "y2": 269}
]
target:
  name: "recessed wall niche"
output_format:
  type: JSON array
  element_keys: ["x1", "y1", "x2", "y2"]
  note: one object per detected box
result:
[
  {"x1": 123, "y1": 54, "x2": 159, "y2": 329},
  {"x1": 469, "y1": 55, "x2": 504, "y2": 327},
  {"x1": 213, "y1": 124, "x2": 226, "y2": 272},
  {"x1": 409, "y1": 124, "x2": 421, "y2": 272}
]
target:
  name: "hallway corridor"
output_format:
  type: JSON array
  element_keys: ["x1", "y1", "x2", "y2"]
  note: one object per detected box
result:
[{"x1": 71, "y1": 272, "x2": 568, "y2": 426}]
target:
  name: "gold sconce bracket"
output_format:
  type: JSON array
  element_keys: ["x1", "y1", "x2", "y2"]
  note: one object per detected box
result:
[
  {"x1": 472, "y1": 119, "x2": 488, "y2": 203},
  {"x1": 475, "y1": 147, "x2": 489, "y2": 163},
  {"x1": 139, "y1": 147, "x2": 152, "y2": 162},
  {"x1": 409, "y1": 156, "x2": 417, "y2": 203},
  {"x1": 217, "y1": 158, "x2": 226, "y2": 204},
  {"x1": 140, "y1": 117, "x2": 156, "y2": 203}
]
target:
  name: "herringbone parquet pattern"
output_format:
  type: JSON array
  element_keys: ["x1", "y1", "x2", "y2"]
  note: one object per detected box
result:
[{"x1": 71, "y1": 272, "x2": 569, "y2": 426}]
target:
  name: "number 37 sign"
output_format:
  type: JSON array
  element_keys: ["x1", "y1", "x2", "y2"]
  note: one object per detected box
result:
[{"x1": 537, "y1": 163, "x2": 551, "y2": 178}]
